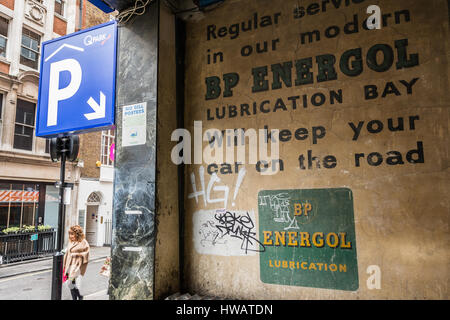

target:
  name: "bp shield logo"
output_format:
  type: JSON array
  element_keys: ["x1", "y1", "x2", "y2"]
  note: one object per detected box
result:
[{"x1": 258, "y1": 188, "x2": 359, "y2": 291}]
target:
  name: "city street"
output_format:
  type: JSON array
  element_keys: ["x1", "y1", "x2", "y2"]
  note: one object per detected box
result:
[{"x1": 0, "y1": 247, "x2": 110, "y2": 300}]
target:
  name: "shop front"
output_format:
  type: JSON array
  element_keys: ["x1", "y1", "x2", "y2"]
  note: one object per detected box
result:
[
  {"x1": 0, "y1": 178, "x2": 78, "y2": 264},
  {"x1": 0, "y1": 181, "x2": 55, "y2": 263}
]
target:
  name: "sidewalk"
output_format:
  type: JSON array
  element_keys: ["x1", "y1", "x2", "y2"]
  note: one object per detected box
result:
[{"x1": 0, "y1": 246, "x2": 111, "y2": 280}]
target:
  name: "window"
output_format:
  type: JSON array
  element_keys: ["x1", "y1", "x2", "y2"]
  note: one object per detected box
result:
[
  {"x1": 0, "y1": 16, "x2": 8, "y2": 58},
  {"x1": 55, "y1": 0, "x2": 65, "y2": 16},
  {"x1": 14, "y1": 99, "x2": 36, "y2": 151},
  {"x1": 101, "y1": 129, "x2": 115, "y2": 166},
  {"x1": 20, "y1": 29, "x2": 41, "y2": 69},
  {"x1": 45, "y1": 138, "x2": 50, "y2": 154},
  {"x1": 0, "y1": 183, "x2": 39, "y2": 230},
  {"x1": 87, "y1": 192, "x2": 101, "y2": 204}
]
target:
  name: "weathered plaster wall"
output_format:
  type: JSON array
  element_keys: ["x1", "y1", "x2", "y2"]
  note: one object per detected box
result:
[
  {"x1": 154, "y1": 2, "x2": 180, "y2": 299},
  {"x1": 182, "y1": 0, "x2": 449, "y2": 299}
]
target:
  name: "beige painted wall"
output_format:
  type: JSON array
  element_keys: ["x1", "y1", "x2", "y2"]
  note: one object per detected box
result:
[
  {"x1": 181, "y1": 0, "x2": 449, "y2": 299},
  {"x1": 154, "y1": 2, "x2": 180, "y2": 299}
]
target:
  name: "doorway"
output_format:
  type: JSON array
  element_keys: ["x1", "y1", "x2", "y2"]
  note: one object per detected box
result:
[
  {"x1": 86, "y1": 205, "x2": 98, "y2": 245},
  {"x1": 85, "y1": 192, "x2": 101, "y2": 246}
]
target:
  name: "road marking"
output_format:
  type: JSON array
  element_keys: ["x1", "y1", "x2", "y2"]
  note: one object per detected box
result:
[
  {"x1": 0, "y1": 270, "x2": 51, "y2": 283},
  {"x1": 0, "y1": 257, "x2": 107, "y2": 283},
  {"x1": 84, "y1": 289, "x2": 108, "y2": 299}
]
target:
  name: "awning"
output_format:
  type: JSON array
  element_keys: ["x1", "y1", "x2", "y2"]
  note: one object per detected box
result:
[{"x1": 0, "y1": 190, "x2": 39, "y2": 203}]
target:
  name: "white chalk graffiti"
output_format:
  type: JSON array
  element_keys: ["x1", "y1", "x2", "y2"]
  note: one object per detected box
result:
[
  {"x1": 258, "y1": 193, "x2": 299, "y2": 230},
  {"x1": 188, "y1": 166, "x2": 246, "y2": 208}
]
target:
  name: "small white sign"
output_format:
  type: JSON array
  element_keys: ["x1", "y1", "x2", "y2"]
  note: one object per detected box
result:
[
  {"x1": 64, "y1": 187, "x2": 71, "y2": 205},
  {"x1": 125, "y1": 210, "x2": 142, "y2": 215},
  {"x1": 122, "y1": 102, "x2": 147, "y2": 147},
  {"x1": 122, "y1": 246, "x2": 142, "y2": 252}
]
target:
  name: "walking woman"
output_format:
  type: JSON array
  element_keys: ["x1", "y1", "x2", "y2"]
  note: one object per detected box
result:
[{"x1": 63, "y1": 225, "x2": 90, "y2": 300}]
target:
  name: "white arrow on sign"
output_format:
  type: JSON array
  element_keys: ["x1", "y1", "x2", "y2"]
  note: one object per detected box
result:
[{"x1": 85, "y1": 91, "x2": 106, "y2": 120}]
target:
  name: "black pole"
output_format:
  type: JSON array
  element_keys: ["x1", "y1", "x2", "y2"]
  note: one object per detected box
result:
[{"x1": 51, "y1": 138, "x2": 67, "y2": 300}]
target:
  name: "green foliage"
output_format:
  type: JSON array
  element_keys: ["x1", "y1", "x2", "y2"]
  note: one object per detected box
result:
[
  {"x1": 22, "y1": 225, "x2": 36, "y2": 232},
  {"x1": 1, "y1": 225, "x2": 53, "y2": 234},
  {"x1": 2, "y1": 227, "x2": 21, "y2": 234},
  {"x1": 37, "y1": 225, "x2": 52, "y2": 231}
]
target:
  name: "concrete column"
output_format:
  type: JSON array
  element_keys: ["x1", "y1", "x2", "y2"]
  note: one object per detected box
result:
[
  {"x1": 8, "y1": 0, "x2": 24, "y2": 76},
  {"x1": 43, "y1": 0, "x2": 55, "y2": 41},
  {"x1": 154, "y1": 2, "x2": 180, "y2": 299},
  {"x1": 108, "y1": 0, "x2": 181, "y2": 300},
  {"x1": 66, "y1": 0, "x2": 77, "y2": 34},
  {"x1": 1, "y1": 82, "x2": 18, "y2": 149}
]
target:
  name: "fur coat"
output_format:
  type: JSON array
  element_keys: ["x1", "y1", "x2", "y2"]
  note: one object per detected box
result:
[{"x1": 63, "y1": 238, "x2": 90, "y2": 280}]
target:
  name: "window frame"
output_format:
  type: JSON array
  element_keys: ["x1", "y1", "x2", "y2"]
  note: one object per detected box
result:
[
  {"x1": 0, "y1": 182, "x2": 39, "y2": 230},
  {"x1": 0, "y1": 16, "x2": 8, "y2": 59},
  {"x1": 54, "y1": 0, "x2": 66, "y2": 17},
  {"x1": 45, "y1": 138, "x2": 50, "y2": 154},
  {"x1": 13, "y1": 98, "x2": 36, "y2": 152},
  {"x1": 20, "y1": 28, "x2": 41, "y2": 70},
  {"x1": 101, "y1": 129, "x2": 115, "y2": 166}
]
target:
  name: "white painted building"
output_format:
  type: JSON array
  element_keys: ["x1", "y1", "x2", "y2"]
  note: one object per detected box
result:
[
  {"x1": 76, "y1": 176, "x2": 114, "y2": 247},
  {"x1": 76, "y1": 130, "x2": 115, "y2": 247}
]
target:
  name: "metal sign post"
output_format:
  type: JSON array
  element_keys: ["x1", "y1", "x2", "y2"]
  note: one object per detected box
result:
[
  {"x1": 49, "y1": 136, "x2": 79, "y2": 300},
  {"x1": 51, "y1": 149, "x2": 66, "y2": 300}
]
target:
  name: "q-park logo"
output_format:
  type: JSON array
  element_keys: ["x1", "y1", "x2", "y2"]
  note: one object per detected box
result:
[{"x1": 84, "y1": 32, "x2": 111, "y2": 47}]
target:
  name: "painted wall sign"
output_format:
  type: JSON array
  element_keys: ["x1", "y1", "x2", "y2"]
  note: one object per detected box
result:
[
  {"x1": 122, "y1": 102, "x2": 147, "y2": 147},
  {"x1": 258, "y1": 188, "x2": 358, "y2": 291},
  {"x1": 182, "y1": 0, "x2": 449, "y2": 299}
]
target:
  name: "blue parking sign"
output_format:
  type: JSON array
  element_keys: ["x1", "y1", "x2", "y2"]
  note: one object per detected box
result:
[{"x1": 36, "y1": 20, "x2": 117, "y2": 137}]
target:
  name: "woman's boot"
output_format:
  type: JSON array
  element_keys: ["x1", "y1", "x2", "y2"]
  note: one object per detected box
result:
[
  {"x1": 70, "y1": 288, "x2": 78, "y2": 300},
  {"x1": 74, "y1": 288, "x2": 83, "y2": 300}
]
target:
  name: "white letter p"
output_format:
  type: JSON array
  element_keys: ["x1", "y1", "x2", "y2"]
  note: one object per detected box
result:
[{"x1": 47, "y1": 58, "x2": 82, "y2": 126}]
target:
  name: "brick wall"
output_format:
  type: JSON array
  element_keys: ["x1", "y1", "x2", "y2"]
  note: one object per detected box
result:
[
  {"x1": 0, "y1": 61, "x2": 9, "y2": 75},
  {"x1": 78, "y1": 131, "x2": 102, "y2": 178},
  {"x1": 1, "y1": 0, "x2": 14, "y2": 10},
  {"x1": 85, "y1": 1, "x2": 112, "y2": 27},
  {"x1": 53, "y1": 16, "x2": 67, "y2": 35}
]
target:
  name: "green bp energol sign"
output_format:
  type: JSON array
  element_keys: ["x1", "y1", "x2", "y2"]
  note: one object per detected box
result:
[{"x1": 258, "y1": 188, "x2": 358, "y2": 291}]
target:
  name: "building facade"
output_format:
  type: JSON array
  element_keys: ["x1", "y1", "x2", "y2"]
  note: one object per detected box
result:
[
  {"x1": 75, "y1": 128, "x2": 115, "y2": 247},
  {"x1": 0, "y1": 0, "x2": 87, "y2": 244}
]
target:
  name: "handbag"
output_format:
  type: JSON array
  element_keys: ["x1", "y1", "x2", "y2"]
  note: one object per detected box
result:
[{"x1": 63, "y1": 268, "x2": 68, "y2": 282}]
